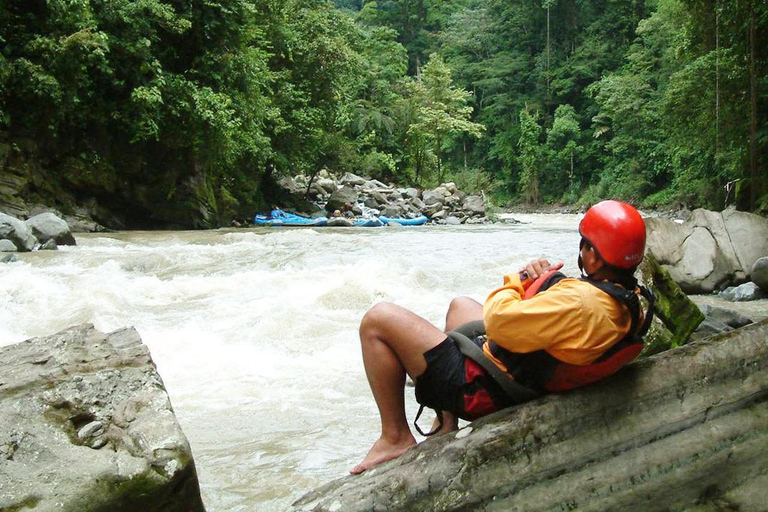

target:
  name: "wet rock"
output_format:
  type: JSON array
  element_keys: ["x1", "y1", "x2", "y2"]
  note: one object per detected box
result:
[
  {"x1": 0, "y1": 212, "x2": 36, "y2": 251},
  {"x1": 293, "y1": 320, "x2": 768, "y2": 512},
  {"x1": 0, "y1": 239, "x2": 15, "y2": 252},
  {"x1": 0, "y1": 324, "x2": 205, "y2": 512},
  {"x1": 40, "y1": 238, "x2": 58, "y2": 250},
  {"x1": 1, "y1": 253, "x2": 17, "y2": 263},
  {"x1": 718, "y1": 282, "x2": 767, "y2": 302},
  {"x1": 25, "y1": 212, "x2": 77, "y2": 246}
]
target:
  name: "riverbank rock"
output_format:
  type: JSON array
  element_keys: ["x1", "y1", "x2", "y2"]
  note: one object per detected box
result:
[
  {"x1": 25, "y1": 211, "x2": 77, "y2": 246},
  {"x1": 0, "y1": 211, "x2": 36, "y2": 251},
  {"x1": 282, "y1": 170, "x2": 490, "y2": 224},
  {"x1": 293, "y1": 319, "x2": 768, "y2": 512},
  {"x1": 645, "y1": 208, "x2": 768, "y2": 293},
  {"x1": 0, "y1": 324, "x2": 205, "y2": 512},
  {"x1": 0, "y1": 211, "x2": 77, "y2": 251},
  {"x1": 691, "y1": 303, "x2": 754, "y2": 340},
  {"x1": 636, "y1": 252, "x2": 705, "y2": 355},
  {"x1": 752, "y1": 256, "x2": 768, "y2": 291},
  {"x1": 718, "y1": 281, "x2": 767, "y2": 302}
]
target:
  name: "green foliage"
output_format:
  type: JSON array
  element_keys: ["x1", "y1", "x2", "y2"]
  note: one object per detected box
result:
[
  {"x1": 517, "y1": 108, "x2": 541, "y2": 204},
  {"x1": 1, "y1": 0, "x2": 765, "y2": 226},
  {"x1": 403, "y1": 54, "x2": 484, "y2": 186}
]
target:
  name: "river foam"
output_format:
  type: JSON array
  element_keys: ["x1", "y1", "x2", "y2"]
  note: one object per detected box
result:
[{"x1": 0, "y1": 215, "x2": 581, "y2": 510}]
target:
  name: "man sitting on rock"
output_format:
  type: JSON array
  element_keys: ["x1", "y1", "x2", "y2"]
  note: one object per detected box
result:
[{"x1": 351, "y1": 200, "x2": 654, "y2": 474}]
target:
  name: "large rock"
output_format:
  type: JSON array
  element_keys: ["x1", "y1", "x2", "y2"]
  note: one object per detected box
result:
[
  {"x1": 646, "y1": 209, "x2": 768, "y2": 293},
  {"x1": 692, "y1": 304, "x2": 754, "y2": 340},
  {"x1": 636, "y1": 252, "x2": 705, "y2": 355},
  {"x1": 752, "y1": 256, "x2": 768, "y2": 291},
  {"x1": 718, "y1": 282, "x2": 767, "y2": 302},
  {"x1": 0, "y1": 324, "x2": 205, "y2": 512},
  {"x1": 422, "y1": 187, "x2": 448, "y2": 206},
  {"x1": 25, "y1": 212, "x2": 77, "y2": 246},
  {"x1": 0, "y1": 211, "x2": 36, "y2": 251},
  {"x1": 462, "y1": 195, "x2": 485, "y2": 215},
  {"x1": 339, "y1": 172, "x2": 367, "y2": 187},
  {"x1": 294, "y1": 320, "x2": 768, "y2": 512},
  {"x1": 325, "y1": 186, "x2": 359, "y2": 213}
]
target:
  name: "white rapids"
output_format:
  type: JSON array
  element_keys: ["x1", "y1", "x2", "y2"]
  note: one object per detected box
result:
[{"x1": 0, "y1": 213, "x2": 581, "y2": 511}]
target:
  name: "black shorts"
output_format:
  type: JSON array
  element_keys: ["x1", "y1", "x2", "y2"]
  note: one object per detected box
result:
[{"x1": 415, "y1": 337, "x2": 513, "y2": 420}]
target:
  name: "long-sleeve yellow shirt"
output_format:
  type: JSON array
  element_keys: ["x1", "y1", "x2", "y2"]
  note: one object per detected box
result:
[{"x1": 482, "y1": 272, "x2": 632, "y2": 366}]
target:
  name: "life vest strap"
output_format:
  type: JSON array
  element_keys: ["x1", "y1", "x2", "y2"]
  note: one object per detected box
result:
[{"x1": 448, "y1": 322, "x2": 541, "y2": 404}]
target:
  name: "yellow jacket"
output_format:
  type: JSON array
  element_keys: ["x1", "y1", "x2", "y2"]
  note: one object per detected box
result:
[{"x1": 482, "y1": 272, "x2": 632, "y2": 367}]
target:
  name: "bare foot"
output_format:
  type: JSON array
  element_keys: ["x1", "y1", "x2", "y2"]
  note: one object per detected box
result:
[{"x1": 350, "y1": 435, "x2": 416, "y2": 474}]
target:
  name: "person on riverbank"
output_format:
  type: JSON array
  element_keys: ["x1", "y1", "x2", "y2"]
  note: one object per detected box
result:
[{"x1": 351, "y1": 200, "x2": 653, "y2": 474}]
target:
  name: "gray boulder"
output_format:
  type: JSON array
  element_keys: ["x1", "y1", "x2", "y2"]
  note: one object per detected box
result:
[
  {"x1": 691, "y1": 304, "x2": 753, "y2": 340},
  {"x1": 339, "y1": 172, "x2": 367, "y2": 186},
  {"x1": 381, "y1": 204, "x2": 407, "y2": 217},
  {"x1": 422, "y1": 187, "x2": 447, "y2": 206},
  {"x1": 325, "y1": 186, "x2": 359, "y2": 213},
  {"x1": 0, "y1": 324, "x2": 205, "y2": 512},
  {"x1": 718, "y1": 282, "x2": 767, "y2": 302},
  {"x1": 462, "y1": 195, "x2": 485, "y2": 216},
  {"x1": 315, "y1": 178, "x2": 338, "y2": 195},
  {"x1": 26, "y1": 212, "x2": 77, "y2": 246},
  {"x1": 1, "y1": 253, "x2": 17, "y2": 263},
  {"x1": 752, "y1": 256, "x2": 768, "y2": 292},
  {"x1": 646, "y1": 208, "x2": 768, "y2": 293},
  {"x1": 0, "y1": 212, "x2": 37, "y2": 251},
  {"x1": 294, "y1": 320, "x2": 768, "y2": 512},
  {"x1": 0, "y1": 239, "x2": 16, "y2": 252}
]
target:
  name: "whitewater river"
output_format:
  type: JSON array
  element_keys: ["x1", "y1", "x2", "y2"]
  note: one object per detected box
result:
[{"x1": 0, "y1": 213, "x2": 582, "y2": 511}]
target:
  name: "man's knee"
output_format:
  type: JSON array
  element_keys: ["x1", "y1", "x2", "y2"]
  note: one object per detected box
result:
[
  {"x1": 448, "y1": 296, "x2": 474, "y2": 312},
  {"x1": 360, "y1": 302, "x2": 400, "y2": 337}
]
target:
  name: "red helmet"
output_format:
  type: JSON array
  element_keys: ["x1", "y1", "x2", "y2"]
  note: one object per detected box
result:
[{"x1": 579, "y1": 200, "x2": 646, "y2": 269}]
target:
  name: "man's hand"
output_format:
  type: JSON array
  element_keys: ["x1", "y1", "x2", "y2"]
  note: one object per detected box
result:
[{"x1": 519, "y1": 258, "x2": 564, "y2": 284}]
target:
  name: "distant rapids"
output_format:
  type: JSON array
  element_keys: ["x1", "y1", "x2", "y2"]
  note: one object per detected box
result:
[{"x1": 0, "y1": 214, "x2": 581, "y2": 511}]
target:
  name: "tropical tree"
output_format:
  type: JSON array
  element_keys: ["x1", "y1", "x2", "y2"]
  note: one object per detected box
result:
[
  {"x1": 517, "y1": 107, "x2": 541, "y2": 204},
  {"x1": 403, "y1": 54, "x2": 484, "y2": 185}
]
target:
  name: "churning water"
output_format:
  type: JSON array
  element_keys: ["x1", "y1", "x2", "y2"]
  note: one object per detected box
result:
[{"x1": 0, "y1": 214, "x2": 581, "y2": 511}]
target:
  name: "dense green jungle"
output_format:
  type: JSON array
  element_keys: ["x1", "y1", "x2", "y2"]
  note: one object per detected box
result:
[{"x1": 0, "y1": 0, "x2": 765, "y2": 228}]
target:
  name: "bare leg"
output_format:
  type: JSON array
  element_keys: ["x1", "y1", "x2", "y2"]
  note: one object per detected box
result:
[
  {"x1": 351, "y1": 302, "x2": 447, "y2": 474},
  {"x1": 429, "y1": 296, "x2": 484, "y2": 435},
  {"x1": 445, "y1": 296, "x2": 483, "y2": 331}
]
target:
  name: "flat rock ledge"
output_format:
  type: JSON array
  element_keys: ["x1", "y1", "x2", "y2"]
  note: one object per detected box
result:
[
  {"x1": 0, "y1": 324, "x2": 205, "y2": 512},
  {"x1": 294, "y1": 320, "x2": 768, "y2": 512}
]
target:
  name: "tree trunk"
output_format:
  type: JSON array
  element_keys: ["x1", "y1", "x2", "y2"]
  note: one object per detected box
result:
[{"x1": 749, "y1": 0, "x2": 757, "y2": 210}]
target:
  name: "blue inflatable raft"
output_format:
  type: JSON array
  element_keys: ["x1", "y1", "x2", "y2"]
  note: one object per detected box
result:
[
  {"x1": 379, "y1": 215, "x2": 428, "y2": 226},
  {"x1": 254, "y1": 211, "x2": 328, "y2": 227}
]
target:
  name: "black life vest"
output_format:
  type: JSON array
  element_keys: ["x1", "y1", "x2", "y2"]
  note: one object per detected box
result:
[{"x1": 484, "y1": 270, "x2": 655, "y2": 394}]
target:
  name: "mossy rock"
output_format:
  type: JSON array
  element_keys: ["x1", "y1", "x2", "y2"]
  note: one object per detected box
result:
[{"x1": 637, "y1": 252, "x2": 705, "y2": 356}]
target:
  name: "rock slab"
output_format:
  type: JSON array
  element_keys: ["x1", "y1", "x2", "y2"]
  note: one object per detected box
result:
[
  {"x1": 646, "y1": 209, "x2": 768, "y2": 293},
  {"x1": 294, "y1": 320, "x2": 768, "y2": 512},
  {"x1": 0, "y1": 324, "x2": 205, "y2": 512}
]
